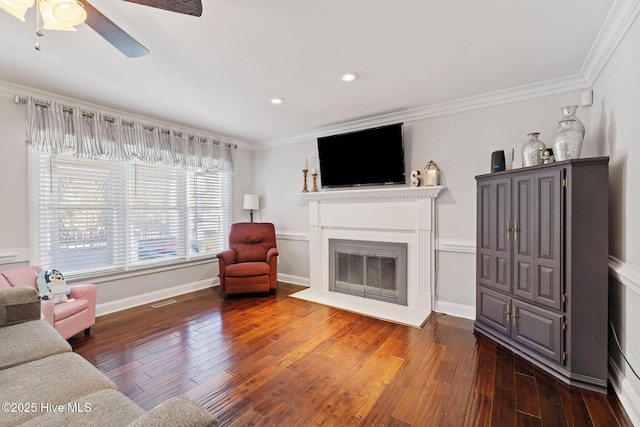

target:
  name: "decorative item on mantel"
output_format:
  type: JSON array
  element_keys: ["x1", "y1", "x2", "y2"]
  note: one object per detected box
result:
[
  {"x1": 423, "y1": 161, "x2": 440, "y2": 186},
  {"x1": 521, "y1": 132, "x2": 546, "y2": 167},
  {"x1": 311, "y1": 167, "x2": 319, "y2": 192},
  {"x1": 302, "y1": 157, "x2": 309, "y2": 193},
  {"x1": 551, "y1": 105, "x2": 585, "y2": 161},
  {"x1": 410, "y1": 170, "x2": 422, "y2": 187}
]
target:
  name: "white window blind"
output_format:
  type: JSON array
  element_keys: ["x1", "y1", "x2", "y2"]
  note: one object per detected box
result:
[
  {"x1": 127, "y1": 162, "x2": 186, "y2": 264},
  {"x1": 31, "y1": 150, "x2": 232, "y2": 276},
  {"x1": 188, "y1": 172, "x2": 232, "y2": 256}
]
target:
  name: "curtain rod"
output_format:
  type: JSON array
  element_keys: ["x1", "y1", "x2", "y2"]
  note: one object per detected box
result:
[{"x1": 14, "y1": 95, "x2": 50, "y2": 107}]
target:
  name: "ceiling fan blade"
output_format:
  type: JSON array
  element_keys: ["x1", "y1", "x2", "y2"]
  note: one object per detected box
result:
[
  {"x1": 81, "y1": 0, "x2": 150, "y2": 58},
  {"x1": 123, "y1": 0, "x2": 202, "y2": 17}
]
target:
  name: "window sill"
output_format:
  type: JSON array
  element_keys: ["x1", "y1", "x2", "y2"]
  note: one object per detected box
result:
[{"x1": 66, "y1": 256, "x2": 217, "y2": 285}]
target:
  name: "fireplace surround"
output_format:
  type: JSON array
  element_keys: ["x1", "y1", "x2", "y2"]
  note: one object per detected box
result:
[{"x1": 294, "y1": 186, "x2": 443, "y2": 327}]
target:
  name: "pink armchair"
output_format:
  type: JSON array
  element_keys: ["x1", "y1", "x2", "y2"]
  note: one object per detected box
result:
[{"x1": 0, "y1": 266, "x2": 96, "y2": 339}]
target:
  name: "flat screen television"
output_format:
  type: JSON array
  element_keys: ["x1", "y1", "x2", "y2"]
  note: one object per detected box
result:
[{"x1": 317, "y1": 123, "x2": 405, "y2": 189}]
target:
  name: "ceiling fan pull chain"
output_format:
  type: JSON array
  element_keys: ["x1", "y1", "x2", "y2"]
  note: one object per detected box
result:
[{"x1": 35, "y1": 0, "x2": 44, "y2": 51}]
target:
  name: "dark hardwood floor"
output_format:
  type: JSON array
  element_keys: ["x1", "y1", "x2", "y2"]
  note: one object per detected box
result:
[{"x1": 71, "y1": 283, "x2": 632, "y2": 426}]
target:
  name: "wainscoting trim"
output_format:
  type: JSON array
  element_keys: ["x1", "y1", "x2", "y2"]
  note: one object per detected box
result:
[
  {"x1": 609, "y1": 355, "x2": 640, "y2": 427},
  {"x1": 96, "y1": 278, "x2": 217, "y2": 317},
  {"x1": 436, "y1": 239, "x2": 476, "y2": 254},
  {"x1": 608, "y1": 255, "x2": 640, "y2": 296}
]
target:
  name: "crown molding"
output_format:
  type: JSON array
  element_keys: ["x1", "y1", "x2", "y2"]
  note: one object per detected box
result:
[
  {"x1": 255, "y1": 74, "x2": 589, "y2": 150},
  {"x1": 581, "y1": 0, "x2": 640, "y2": 85}
]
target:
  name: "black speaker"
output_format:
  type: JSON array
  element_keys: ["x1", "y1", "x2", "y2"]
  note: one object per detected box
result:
[{"x1": 491, "y1": 150, "x2": 505, "y2": 173}]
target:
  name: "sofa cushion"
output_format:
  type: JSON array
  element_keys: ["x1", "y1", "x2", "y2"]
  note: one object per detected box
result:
[
  {"x1": 21, "y1": 389, "x2": 145, "y2": 427},
  {"x1": 54, "y1": 298, "x2": 89, "y2": 322},
  {"x1": 225, "y1": 262, "x2": 270, "y2": 277},
  {"x1": 129, "y1": 396, "x2": 218, "y2": 427},
  {"x1": 0, "y1": 287, "x2": 41, "y2": 327},
  {"x1": 0, "y1": 319, "x2": 71, "y2": 370},
  {"x1": 0, "y1": 352, "x2": 116, "y2": 426}
]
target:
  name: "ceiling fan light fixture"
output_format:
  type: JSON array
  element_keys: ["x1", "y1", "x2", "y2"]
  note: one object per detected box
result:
[
  {"x1": 0, "y1": 0, "x2": 34, "y2": 21},
  {"x1": 40, "y1": 0, "x2": 86, "y2": 31}
]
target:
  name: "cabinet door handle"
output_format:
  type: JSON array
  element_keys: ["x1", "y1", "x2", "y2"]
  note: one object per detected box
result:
[
  {"x1": 505, "y1": 220, "x2": 511, "y2": 240},
  {"x1": 505, "y1": 303, "x2": 511, "y2": 322},
  {"x1": 511, "y1": 306, "x2": 517, "y2": 329},
  {"x1": 513, "y1": 220, "x2": 519, "y2": 241}
]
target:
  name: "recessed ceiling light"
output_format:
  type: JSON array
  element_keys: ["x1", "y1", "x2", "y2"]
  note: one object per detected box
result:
[
  {"x1": 270, "y1": 98, "x2": 284, "y2": 105},
  {"x1": 341, "y1": 72, "x2": 359, "y2": 82}
]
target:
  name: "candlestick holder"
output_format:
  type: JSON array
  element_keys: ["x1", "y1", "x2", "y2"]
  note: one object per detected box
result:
[
  {"x1": 302, "y1": 169, "x2": 309, "y2": 193},
  {"x1": 311, "y1": 173, "x2": 318, "y2": 192}
]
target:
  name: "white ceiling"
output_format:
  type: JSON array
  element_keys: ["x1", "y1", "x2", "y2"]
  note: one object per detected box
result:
[{"x1": 0, "y1": 0, "x2": 617, "y2": 145}]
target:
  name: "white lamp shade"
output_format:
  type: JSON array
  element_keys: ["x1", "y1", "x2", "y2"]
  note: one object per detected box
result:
[
  {"x1": 243, "y1": 194, "x2": 260, "y2": 210},
  {"x1": 0, "y1": 0, "x2": 34, "y2": 21},
  {"x1": 40, "y1": 0, "x2": 87, "y2": 31}
]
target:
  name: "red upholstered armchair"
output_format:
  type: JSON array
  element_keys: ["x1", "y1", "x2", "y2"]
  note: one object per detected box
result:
[{"x1": 216, "y1": 222, "x2": 279, "y2": 295}]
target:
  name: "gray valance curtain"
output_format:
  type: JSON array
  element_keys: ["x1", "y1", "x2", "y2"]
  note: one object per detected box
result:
[{"x1": 24, "y1": 97, "x2": 236, "y2": 174}]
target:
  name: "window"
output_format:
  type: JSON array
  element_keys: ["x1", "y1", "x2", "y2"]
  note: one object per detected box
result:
[{"x1": 31, "y1": 150, "x2": 232, "y2": 276}]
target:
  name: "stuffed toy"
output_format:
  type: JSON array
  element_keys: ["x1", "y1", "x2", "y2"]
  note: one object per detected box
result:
[{"x1": 36, "y1": 269, "x2": 70, "y2": 304}]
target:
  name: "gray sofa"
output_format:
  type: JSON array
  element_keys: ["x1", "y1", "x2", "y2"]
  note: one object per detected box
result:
[{"x1": 0, "y1": 286, "x2": 217, "y2": 427}]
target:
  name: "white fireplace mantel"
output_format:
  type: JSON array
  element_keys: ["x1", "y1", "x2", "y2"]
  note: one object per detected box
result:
[
  {"x1": 292, "y1": 185, "x2": 445, "y2": 327},
  {"x1": 299, "y1": 185, "x2": 444, "y2": 202}
]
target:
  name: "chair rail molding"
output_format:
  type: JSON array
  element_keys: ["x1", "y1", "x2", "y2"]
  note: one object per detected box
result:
[
  {"x1": 608, "y1": 255, "x2": 640, "y2": 296},
  {"x1": 437, "y1": 238, "x2": 476, "y2": 254},
  {"x1": 0, "y1": 247, "x2": 29, "y2": 264},
  {"x1": 276, "y1": 231, "x2": 308, "y2": 241}
]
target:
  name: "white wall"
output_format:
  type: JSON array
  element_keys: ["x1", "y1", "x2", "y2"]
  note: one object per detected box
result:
[
  {"x1": 0, "y1": 90, "x2": 253, "y2": 309},
  {"x1": 256, "y1": 90, "x2": 590, "y2": 316},
  {"x1": 591, "y1": 12, "x2": 640, "y2": 424}
]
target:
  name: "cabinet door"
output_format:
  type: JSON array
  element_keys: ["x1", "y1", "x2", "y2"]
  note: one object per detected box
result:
[
  {"x1": 512, "y1": 299, "x2": 564, "y2": 364},
  {"x1": 477, "y1": 177, "x2": 512, "y2": 293},
  {"x1": 513, "y1": 174, "x2": 535, "y2": 302},
  {"x1": 534, "y1": 170, "x2": 563, "y2": 310},
  {"x1": 477, "y1": 286, "x2": 511, "y2": 336}
]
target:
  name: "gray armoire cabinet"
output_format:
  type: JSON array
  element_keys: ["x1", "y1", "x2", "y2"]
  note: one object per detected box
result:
[{"x1": 474, "y1": 156, "x2": 609, "y2": 393}]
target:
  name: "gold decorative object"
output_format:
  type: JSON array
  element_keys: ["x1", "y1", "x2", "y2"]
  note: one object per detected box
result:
[
  {"x1": 302, "y1": 169, "x2": 309, "y2": 193},
  {"x1": 311, "y1": 172, "x2": 318, "y2": 192},
  {"x1": 423, "y1": 161, "x2": 440, "y2": 186}
]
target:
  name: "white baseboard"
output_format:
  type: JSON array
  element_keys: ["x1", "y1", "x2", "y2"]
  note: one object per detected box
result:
[
  {"x1": 278, "y1": 273, "x2": 309, "y2": 287},
  {"x1": 609, "y1": 355, "x2": 640, "y2": 427},
  {"x1": 436, "y1": 301, "x2": 475, "y2": 320},
  {"x1": 96, "y1": 278, "x2": 218, "y2": 317}
]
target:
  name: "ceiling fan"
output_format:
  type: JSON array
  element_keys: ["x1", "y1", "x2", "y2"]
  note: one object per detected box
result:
[{"x1": 0, "y1": 0, "x2": 203, "y2": 57}]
